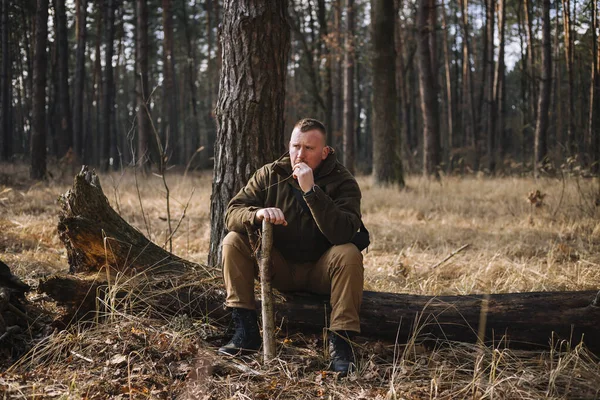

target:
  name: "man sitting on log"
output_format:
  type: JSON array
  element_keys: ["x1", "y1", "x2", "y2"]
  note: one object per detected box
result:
[{"x1": 219, "y1": 118, "x2": 367, "y2": 375}]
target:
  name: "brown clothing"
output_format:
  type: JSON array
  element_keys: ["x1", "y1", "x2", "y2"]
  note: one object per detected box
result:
[{"x1": 225, "y1": 151, "x2": 362, "y2": 263}]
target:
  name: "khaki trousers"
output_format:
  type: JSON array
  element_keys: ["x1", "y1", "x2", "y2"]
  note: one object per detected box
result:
[{"x1": 222, "y1": 231, "x2": 364, "y2": 332}]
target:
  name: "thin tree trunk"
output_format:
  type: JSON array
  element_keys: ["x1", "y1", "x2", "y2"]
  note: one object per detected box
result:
[
  {"x1": 1, "y1": 0, "x2": 11, "y2": 160},
  {"x1": 54, "y1": 0, "x2": 73, "y2": 158},
  {"x1": 459, "y1": 0, "x2": 475, "y2": 150},
  {"x1": 372, "y1": 0, "x2": 404, "y2": 185},
  {"x1": 562, "y1": 0, "x2": 575, "y2": 154},
  {"x1": 418, "y1": 0, "x2": 440, "y2": 177},
  {"x1": 72, "y1": 0, "x2": 87, "y2": 161},
  {"x1": 343, "y1": 0, "x2": 355, "y2": 174},
  {"x1": 181, "y1": 0, "x2": 202, "y2": 167},
  {"x1": 553, "y1": 0, "x2": 562, "y2": 158},
  {"x1": 441, "y1": 0, "x2": 454, "y2": 164},
  {"x1": 162, "y1": 0, "x2": 180, "y2": 165},
  {"x1": 208, "y1": 0, "x2": 290, "y2": 267},
  {"x1": 590, "y1": 0, "x2": 600, "y2": 174},
  {"x1": 136, "y1": 0, "x2": 151, "y2": 169},
  {"x1": 317, "y1": 0, "x2": 333, "y2": 136},
  {"x1": 93, "y1": 5, "x2": 102, "y2": 167},
  {"x1": 484, "y1": 0, "x2": 495, "y2": 173},
  {"x1": 101, "y1": 0, "x2": 115, "y2": 171},
  {"x1": 524, "y1": 0, "x2": 537, "y2": 126},
  {"x1": 332, "y1": 0, "x2": 343, "y2": 152},
  {"x1": 493, "y1": 0, "x2": 506, "y2": 171},
  {"x1": 534, "y1": 0, "x2": 551, "y2": 177},
  {"x1": 30, "y1": 0, "x2": 49, "y2": 180}
]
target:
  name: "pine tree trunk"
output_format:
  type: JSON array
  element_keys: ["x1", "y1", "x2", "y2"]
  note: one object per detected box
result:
[
  {"x1": 54, "y1": 0, "x2": 73, "y2": 159},
  {"x1": 343, "y1": 0, "x2": 355, "y2": 175},
  {"x1": 534, "y1": 0, "x2": 551, "y2": 177},
  {"x1": 101, "y1": 0, "x2": 115, "y2": 172},
  {"x1": 30, "y1": 0, "x2": 49, "y2": 179},
  {"x1": 441, "y1": 0, "x2": 454, "y2": 164},
  {"x1": 136, "y1": 0, "x2": 151, "y2": 169},
  {"x1": 1, "y1": 0, "x2": 11, "y2": 161},
  {"x1": 418, "y1": 0, "x2": 440, "y2": 177},
  {"x1": 524, "y1": 0, "x2": 537, "y2": 126},
  {"x1": 459, "y1": 0, "x2": 475, "y2": 150},
  {"x1": 317, "y1": 0, "x2": 333, "y2": 136},
  {"x1": 484, "y1": 0, "x2": 495, "y2": 173},
  {"x1": 563, "y1": 0, "x2": 575, "y2": 155},
  {"x1": 332, "y1": 0, "x2": 343, "y2": 152},
  {"x1": 372, "y1": 0, "x2": 404, "y2": 185},
  {"x1": 590, "y1": 0, "x2": 600, "y2": 174},
  {"x1": 493, "y1": 0, "x2": 506, "y2": 170},
  {"x1": 208, "y1": 0, "x2": 290, "y2": 267},
  {"x1": 72, "y1": 0, "x2": 87, "y2": 161},
  {"x1": 162, "y1": 0, "x2": 180, "y2": 164}
]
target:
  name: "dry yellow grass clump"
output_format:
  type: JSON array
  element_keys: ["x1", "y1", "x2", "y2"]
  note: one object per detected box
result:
[{"x1": 0, "y1": 163, "x2": 599, "y2": 399}]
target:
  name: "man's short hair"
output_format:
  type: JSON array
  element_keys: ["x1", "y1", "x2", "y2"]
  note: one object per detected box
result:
[{"x1": 294, "y1": 118, "x2": 327, "y2": 139}]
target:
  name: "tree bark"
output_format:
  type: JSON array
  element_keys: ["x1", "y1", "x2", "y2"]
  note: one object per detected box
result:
[
  {"x1": 1, "y1": 0, "x2": 11, "y2": 161},
  {"x1": 317, "y1": 0, "x2": 333, "y2": 137},
  {"x1": 534, "y1": 0, "x2": 551, "y2": 177},
  {"x1": 101, "y1": 0, "x2": 116, "y2": 172},
  {"x1": 161, "y1": 0, "x2": 180, "y2": 164},
  {"x1": 493, "y1": 0, "x2": 506, "y2": 171},
  {"x1": 208, "y1": 0, "x2": 290, "y2": 267},
  {"x1": 46, "y1": 167, "x2": 600, "y2": 355},
  {"x1": 417, "y1": 0, "x2": 440, "y2": 177},
  {"x1": 54, "y1": 0, "x2": 73, "y2": 159},
  {"x1": 30, "y1": 0, "x2": 49, "y2": 180},
  {"x1": 484, "y1": 0, "x2": 495, "y2": 173},
  {"x1": 441, "y1": 0, "x2": 454, "y2": 164},
  {"x1": 562, "y1": 0, "x2": 575, "y2": 155},
  {"x1": 372, "y1": 0, "x2": 404, "y2": 186},
  {"x1": 72, "y1": 0, "x2": 87, "y2": 161},
  {"x1": 332, "y1": 0, "x2": 343, "y2": 152},
  {"x1": 136, "y1": 0, "x2": 152, "y2": 169},
  {"x1": 459, "y1": 0, "x2": 476, "y2": 150},
  {"x1": 343, "y1": 0, "x2": 355, "y2": 174}
]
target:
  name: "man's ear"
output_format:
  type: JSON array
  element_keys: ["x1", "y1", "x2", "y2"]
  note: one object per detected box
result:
[{"x1": 321, "y1": 145, "x2": 330, "y2": 160}]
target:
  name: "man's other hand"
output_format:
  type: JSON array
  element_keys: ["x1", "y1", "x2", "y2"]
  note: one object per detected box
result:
[
  {"x1": 292, "y1": 162, "x2": 315, "y2": 193},
  {"x1": 255, "y1": 208, "x2": 288, "y2": 226}
]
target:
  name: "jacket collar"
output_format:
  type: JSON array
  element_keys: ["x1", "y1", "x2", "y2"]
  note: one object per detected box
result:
[{"x1": 272, "y1": 147, "x2": 337, "y2": 180}]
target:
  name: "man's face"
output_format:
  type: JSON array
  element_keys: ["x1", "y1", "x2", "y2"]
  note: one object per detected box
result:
[{"x1": 289, "y1": 128, "x2": 329, "y2": 170}]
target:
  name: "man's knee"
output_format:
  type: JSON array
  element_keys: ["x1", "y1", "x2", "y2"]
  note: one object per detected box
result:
[
  {"x1": 329, "y1": 243, "x2": 363, "y2": 267},
  {"x1": 223, "y1": 231, "x2": 252, "y2": 257}
]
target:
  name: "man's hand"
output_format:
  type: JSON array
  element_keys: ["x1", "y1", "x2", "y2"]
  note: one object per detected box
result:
[
  {"x1": 292, "y1": 162, "x2": 315, "y2": 193},
  {"x1": 255, "y1": 208, "x2": 288, "y2": 226}
]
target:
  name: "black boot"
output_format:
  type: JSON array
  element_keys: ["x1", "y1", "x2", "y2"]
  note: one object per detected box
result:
[
  {"x1": 328, "y1": 331, "x2": 356, "y2": 376},
  {"x1": 218, "y1": 308, "x2": 261, "y2": 356}
]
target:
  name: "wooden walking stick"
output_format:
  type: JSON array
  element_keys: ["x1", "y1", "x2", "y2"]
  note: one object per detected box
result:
[{"x1": 259, "y1": 220, "x2": 276, "y2": 362}]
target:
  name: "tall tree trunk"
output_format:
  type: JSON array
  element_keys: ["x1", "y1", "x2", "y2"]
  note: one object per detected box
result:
[
  {"x1": 441, "y1": 0, "x2": 454, "y2": 165},
  {"x1": 30, "y1": 0, "x2": 49, "y2": 180},
  {"x1": 162, "y1": 0, "x2": 180, "y2": 165},
  {"x1": 208, "y1": 0, "x2": 290, "y2": 267},
  {"x1": 72, "y1": 0, "x2": 87, "y2": 161},
  {"x1": 562, "y1": 0, "x2": 575, "y2": 155},
  {"x1": 54, "y1": 0, "x2": 73, "y2": 158},
  {"x1": 418, "y1": 0, "x2": 440, "y2": 177},
  {"x1": 101, "y1": 0, "x2": 115, "y2": 172},
  {"x1": 372, "y1": 0, "x2": 404, "y2": 185},
  {"x1": 317, "y1": 0, "x2": 333, "y2": 136},
  {"x1": 493, "y1": 0, "x2": 506, "y2": 171},
  {"x1": 332, "y1": 0, "x2": 343, "y2": 152},
  {"x1": 553, "y1": 0, "x2": 562, "y2": 158},
  {"x1": 1, "y1": 0, "x2": 11, "y2": 160},
  {"x1": 534, "y1": 0, "x2": 551, "y2": 177},
  {"x1": 343, "y1": 0, "x2": 355, "y2": 174},
  {"x1": 524, "y1": 0, "x2": 537, "y2": 132},
  {"x1": 459, "y1": 0, "x2": 475, "y2": 151},
  {"x1": 590, "y1": 0, "x2": 600, "y2": 173},
  {"x1": 484, "y1": 0, "x2": 495, "y2": 173},
  {"x1": 136, "y1": 0, "x2": 151, "y2": 169},
  {"x1": 181, "y1": 0, "x2": 202, "y2": 167},
  {"x1": 93, "y1": 5, "x2": 102, "y2": 167}
]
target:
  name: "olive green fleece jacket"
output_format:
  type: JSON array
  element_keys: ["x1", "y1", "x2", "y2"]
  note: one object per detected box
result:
[{"x1": 225, "y1": 151, "x2": 362, "y2": 263}]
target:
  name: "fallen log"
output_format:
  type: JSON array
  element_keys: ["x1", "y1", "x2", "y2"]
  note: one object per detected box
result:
[{"x1": 43, "y1": 166, "x2": 600, "y2": 355}]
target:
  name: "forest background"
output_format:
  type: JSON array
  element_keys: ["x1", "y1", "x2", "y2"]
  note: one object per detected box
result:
[{"x1": 1, "y1": 0, "x2": 600, "y2": 398}]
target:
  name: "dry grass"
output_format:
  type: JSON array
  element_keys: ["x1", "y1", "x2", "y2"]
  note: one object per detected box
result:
[{"x1": 1, "y1": 163, "x2": 599, "y2": 399}]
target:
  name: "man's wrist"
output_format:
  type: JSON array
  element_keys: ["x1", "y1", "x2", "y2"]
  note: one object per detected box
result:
[{"x1": 303, "y1": 184, "x2": 317, "y2": 195}]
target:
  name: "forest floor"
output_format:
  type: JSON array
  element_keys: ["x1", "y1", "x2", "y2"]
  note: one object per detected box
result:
[{"x1": 1, "y1": 162, "x2": 600, "y2": 399}]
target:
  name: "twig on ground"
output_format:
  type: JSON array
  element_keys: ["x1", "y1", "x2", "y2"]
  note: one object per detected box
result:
[{"x1": 430, "y1": 244, "x2": 470, "y2": 269}]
